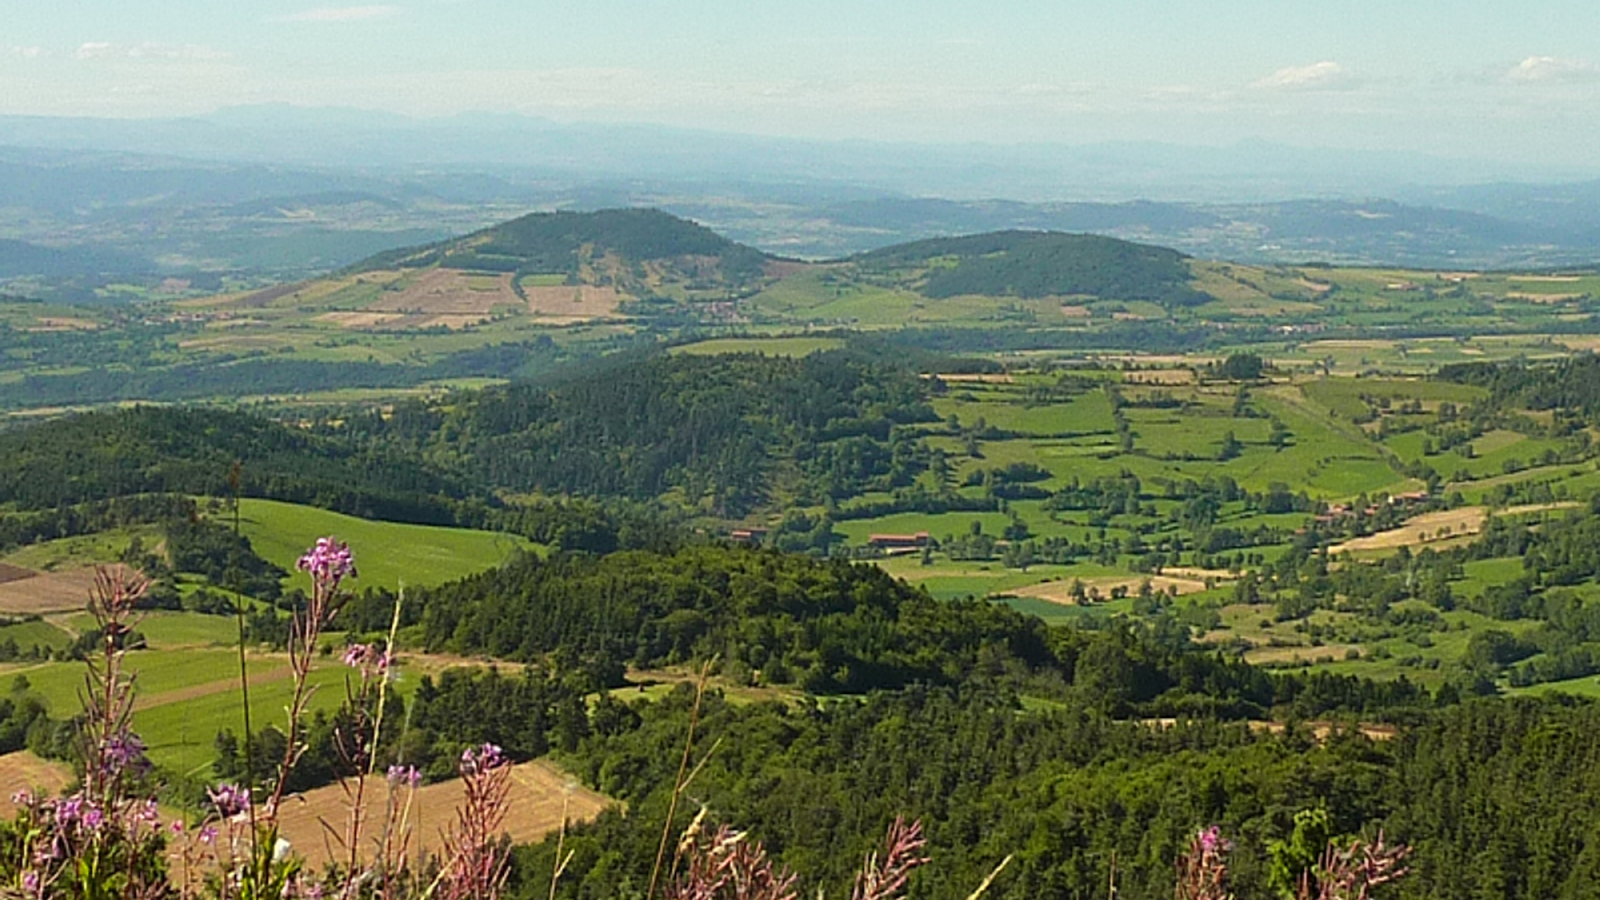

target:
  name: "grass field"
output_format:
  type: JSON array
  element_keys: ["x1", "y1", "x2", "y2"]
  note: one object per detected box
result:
[{"x1": 235, "y1": 499, "x2": 537, "y2": 591}]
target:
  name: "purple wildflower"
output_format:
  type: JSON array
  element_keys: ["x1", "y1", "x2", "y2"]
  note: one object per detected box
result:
[
  {"x1": 54, "y1": 795, "x2": 82, "y2": 825},
  {"x1": 169, "y1": 819, "x2": 185, "y2": 834},
  {"x1": 21, "y1": 870, "x2": 39, "y2": 895},
  {"x1": 459, "y1": 742, "x2": 506, "y2": 776},
  {"x1": 342, "y1": 643, "x2": 372, "y2": 668},
  {"x1": 136, "y1": 799, "x2": 160, "y2": 826},
  {"x1": 103, "y1": 731, "x2": 150, "y2": 775},
  {"x1": 11, "y1": 790, "x2": 30, "y2": 806},
  {"x1": 387, "y1": 764, "x2": 422, "y2": 788},
  {"x1": 198, "y1": 825, "x2": 218, "y2": 845},
  {"x1": 296, "y1": 537, "x2": 356, "y2": 588},
  {"x1": 81, "y1": 806, "x2": 105, "y2": 831},
  {"x1": 208, "y1": 783, "x2": 251, "y2": 817}
]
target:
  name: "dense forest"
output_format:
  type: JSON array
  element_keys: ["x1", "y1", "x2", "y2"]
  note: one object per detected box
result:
[
  {"x1": 857, "y1": 231, "x2": 1209, "y2": 307},
  {"x1": 498, "y1": 688, "x2": 1600, "y2": 900},
  {"x1": 350, "y1": 349, "x2": 940, "y2": 516}
]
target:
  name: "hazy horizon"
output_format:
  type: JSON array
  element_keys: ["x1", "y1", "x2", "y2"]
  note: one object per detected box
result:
[{"x1": 3, "y1": 1, "x2": 1599, "y2": 176}]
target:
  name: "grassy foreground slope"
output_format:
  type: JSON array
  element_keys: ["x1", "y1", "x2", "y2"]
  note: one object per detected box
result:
[{"x1": 236, "y1": 498, "x2": 536, "y2": 590}]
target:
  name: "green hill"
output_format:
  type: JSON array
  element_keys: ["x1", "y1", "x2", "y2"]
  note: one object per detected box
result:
[
  {"x1": 857, "y1": 230, "x2": 1208, "y2": 307},
  {"x1": 356, "y1": 207, "x2": 773, "y2": 295}
]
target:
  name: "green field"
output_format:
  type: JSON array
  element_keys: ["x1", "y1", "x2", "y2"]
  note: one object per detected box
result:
[{"x1": 236, "y1": 499, "x2": 537, "y2": 590}]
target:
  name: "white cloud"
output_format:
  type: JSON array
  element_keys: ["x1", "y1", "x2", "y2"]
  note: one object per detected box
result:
[
  {"x1": 69, "y1": 42, "x2": 230, "y2": 62},
  {"x1": 275, "y1": 5, "x2": 401, "y2": 23},
  {"x1": 1508, "y1": 55, "x2": 1597, "y2": 83},
  {"x1": 1250, "y1": 61, "x2": 1347, "y2": 91},
  {"x1": 6, "y1": 46, "x2": 48, "y2": 59},
  {"x1": 73, "y1": 42, "x2": 115, "y2": 60},
  {"x1": 127, "y1": 43, "x2": 230, "y2": 61}
]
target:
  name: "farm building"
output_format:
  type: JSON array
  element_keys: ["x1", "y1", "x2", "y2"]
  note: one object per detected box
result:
[{"x1": 867, "y1": 532, "x2": 931, "y2": 550}]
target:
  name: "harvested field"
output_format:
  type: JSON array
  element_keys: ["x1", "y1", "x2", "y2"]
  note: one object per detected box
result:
[
  {"x1": 315, "y1": 312, "x2": 407, "y2": 329},
  {"x1": 1244, "y1": 644, "x2": 1364, "y2": 665},
  {"x1": 0, "y1": 753, "x2": 72, "y2": 817},
  {"x1": 274, "y1": 760, "x2": 610, "y2": 869},
  {"x1": 1061, "y1": 305, "x2": 1091, "y2": 318},
  {"x1": 523, "y1": 284, "x2": 627, "y2": 320},
  {"x1": 1003, "y1": 574, "x2": 1207, "y2": 604},
  {"x1": 1330, "y1": 503, "x2": 1580, "y2": 555},
  {"x1": 0, "y1": 566, "x2": 131, "y2": 615},
  {"x1": 1329, "y1": 508, "x2": 1488, "y2": 555},
  {"x1": 366, "y1": 270, "x2": 520, "y2": 316}
]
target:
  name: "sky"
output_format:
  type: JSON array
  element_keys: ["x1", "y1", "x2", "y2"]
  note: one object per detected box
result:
[{"x1": 3, "y1": 1, "x2": 1600, "y2": 171}]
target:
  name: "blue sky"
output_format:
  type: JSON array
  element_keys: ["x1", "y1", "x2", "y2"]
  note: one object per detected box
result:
[{"x1": 3, "y1": 1, "x2": 1599, "y2": 169}]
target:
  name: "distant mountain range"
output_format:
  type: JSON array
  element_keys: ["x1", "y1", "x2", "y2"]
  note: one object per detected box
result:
[{"x1": 2, "y1": 111, "x2": 1600, "y2": 293}]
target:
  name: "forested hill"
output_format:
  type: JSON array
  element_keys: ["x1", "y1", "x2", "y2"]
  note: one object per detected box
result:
[
  {"x1": 353, "y1": 207, "x2": 772, "y2": 291},
  {"x1": 361, "y1": 349, "x2": 939, "y2": 517},
  {"x1": 0, "y1": 406, "x2": 469, "y2": 522},
  {"x1": 855, "y1": 230, "x2": 1209, "y2": 307}
]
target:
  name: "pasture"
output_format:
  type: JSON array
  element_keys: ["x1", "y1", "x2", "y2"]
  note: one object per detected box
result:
[{"x1": 235, "y1": 499, "x2": 537, "y2": 591}]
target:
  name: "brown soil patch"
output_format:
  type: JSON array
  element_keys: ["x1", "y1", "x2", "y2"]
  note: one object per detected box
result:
[
  {"x1": 1060, "y1": 305, "x2": 1091, "y2": 318},
  {"x1": 366, "y1": 270, "x2": 521, "y2": 317},
  {"x1": 523, "y1": 285, "x2": 627, "y2": 320},
  {"x1": 1329, "y1": 508, "x2": 1488, "y2": 555},
  {"x1": 0, "y1": 565, "x2": 136, "y2": 615},
  {"x1": 0, "y1": 753, "x2": 73, "y2": 816},
  {"x1": 274, "y1": 760, "x2": 610, "y2": 869},
  {"x1": 0, "y1": 564, "x2": 34, "y2": 586},
  {"x1": 1004, "y1": 574, "x2": 1207, "y2": 604}
]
